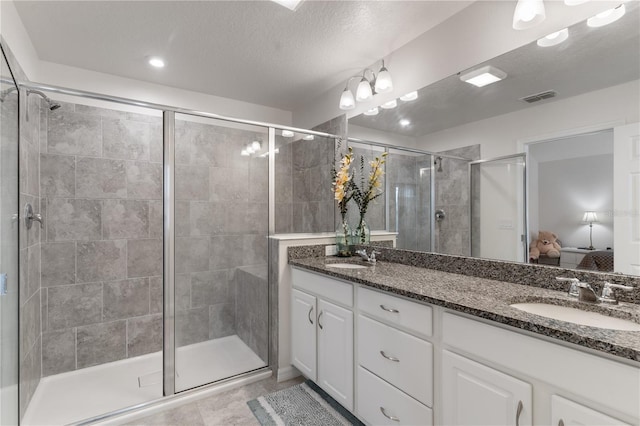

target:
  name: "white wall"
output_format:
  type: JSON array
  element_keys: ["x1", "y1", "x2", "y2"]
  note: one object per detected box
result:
[
  {"x1": 293, "y1": 1, "x2": 618, "y2": 130},
  {"x1": 537, "y1": 155, "x2": 614, "y2": 250},
  {"x1": 0, "y1": 0, "x2": 292, "y2": 125}
]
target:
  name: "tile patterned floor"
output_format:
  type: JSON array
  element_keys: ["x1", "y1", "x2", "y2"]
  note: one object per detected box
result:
[{"x1": 125, "y1": 376, "x2": 304, "y2": 426}]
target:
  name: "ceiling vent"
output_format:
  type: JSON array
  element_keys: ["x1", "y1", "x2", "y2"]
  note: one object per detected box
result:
[{"x1": 520, "y1": 90, "x2": 557, "y2": 103}]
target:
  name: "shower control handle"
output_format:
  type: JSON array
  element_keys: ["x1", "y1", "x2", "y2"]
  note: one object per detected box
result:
[
  {"x1": 435, "y1": 209, "x2": 446, "y2": 222},
  {"x1": 24, "y1": 203, "x2": 43, "y2": 229}
]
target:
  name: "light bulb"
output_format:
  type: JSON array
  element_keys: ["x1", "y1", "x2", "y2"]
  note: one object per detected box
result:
[
  {"x1": 251, "y1": 141, "x2": 261, "y2": 151},
  {"x1": 399, "y1": 119, "x2": 410, "y2": 126},
  {"x1": 148, "y1": 57, "x2": 165, "y2": 68},
  {"x1": 339, "y1": 88, "x2": 355, "y2": 110},
  {"x1": 374, "y1": 63, "x2": 393, "y2": 93},
  {"x1": 356, "y1": 77, "x2": 373, "y2": 102},
  {"x1": 537, "y1": 28, "x2": 569, "y2": 47},
  {"x1": 381, "y1": 99, "x2": 397, "y2": 109},
  {"x1": 246, "y1": 145, "x2": 255, "y2": 154},
  {"x1": 364, "y1": 107, "x2": 379, "y2": 116},
  {"x1": 400, "y1": 91, "x2": 418, "y2": 101},
  {"x1": 241, "y1": 149, "x2": 250, "y2": 156},
  {"x1": 513, "y1": 0, "x2": 546, "y2": 30},
  {"x1": 303, "y1": 135, "x2": 314, "y2": 141},
  {"x1": 282, "y1": 130, "x2": 294, "y2": 137}
]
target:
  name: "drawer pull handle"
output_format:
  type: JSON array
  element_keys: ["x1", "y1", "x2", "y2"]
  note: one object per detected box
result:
[
  {"x1": 558, "y1": 420, "x2": 564, "y2": 426},
  {"x1": 308, "y1": 306, "x2": 314, "y2": 325},
  {"x1": 516, "y1": 400, "x2": 523, "y2": 426},
  {"x1": 380, "y1": 407, "x2": 399, "y2": 422},
  {"x1": 318, "y1": 311, "x2": 324, "y2": 330},
  {"x1": 380, "y1": 350, "x2": 399, "y2": 362},
  {"x1": 380, "y1": 304, "x2": 399, "y2": 313}
]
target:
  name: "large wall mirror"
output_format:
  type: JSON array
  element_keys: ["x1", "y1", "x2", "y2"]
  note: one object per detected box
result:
[{"x1": 347, "y1": 4, "x2": 640, "y2": 276}]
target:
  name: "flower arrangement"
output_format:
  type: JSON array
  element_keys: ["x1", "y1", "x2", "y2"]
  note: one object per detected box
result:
[
  {"x1": 332, "y1": 145, "x2": 354, "y2": 256},
  {"x1": 351, "y1": 151, "x2": 388, "y2": 244}
]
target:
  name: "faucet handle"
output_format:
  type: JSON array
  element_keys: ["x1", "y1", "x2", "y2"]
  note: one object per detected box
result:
[
  {"x1": 600, "y1": 282, "x2": 635, "y2": 304},
  {"x1": 369, "y1": 250, "x2": 381, "y2": 262},
  {"x1": 556, "y1": 277, "x2": 580, "y2": 297}
]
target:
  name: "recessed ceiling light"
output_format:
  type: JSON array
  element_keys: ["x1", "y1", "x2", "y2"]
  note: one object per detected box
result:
[
  {"x1": 400, "y1": 91, "x2": 418, "y2": 102},
  {"x1": 148, "y1": 57, "x2": 165, "y2": 68},
  {"x1": 459, "y1": 65, "x2": 507, "y2": 88},
  {"x1": 537, "y1": 28, "x2": 569, "y2": 47},
  {"x1": 399, "y1": 119, "x2": 411, "y2": 126},
  {"x1": 587, "y1": 4, "x2": 625, "y2": 28},
  {"x1": 271, "y1": 0, "x2": 304, "y2": 11},
  {"x1": 282, "y1": 130, "x2": 294, "y2": 137},
  {"x1": 303, "y1": 134, "x2": 314, "y2": 140},
  {"x1": 364, "y1": 107, "x2": 379, "y2": 116},
  {"x1": 381, "y1": 99, "x2": 397, "y2": 109}
]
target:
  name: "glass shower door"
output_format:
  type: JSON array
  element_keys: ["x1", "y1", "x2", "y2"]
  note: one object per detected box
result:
[
  {"x1": 172, "y1": 113, "x2": 269, "y2": 392},
  {"x1": 0, "y1": 45, "x2": 20, "y2": 425}
]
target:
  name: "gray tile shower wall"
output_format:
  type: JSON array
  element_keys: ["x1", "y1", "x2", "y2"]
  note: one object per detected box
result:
[
  {"x1": 39, "y1": 102, "x2": 164, "y2": 377},
  {"x1": 174, "y1": 119, "x2": 268, "y2": 349},
  {"x1": 19, "y1": 90, "x2": 42, "y2": 419},
  {"x1": 235, "y1": 265, "x2": 268, "y2": 363}
]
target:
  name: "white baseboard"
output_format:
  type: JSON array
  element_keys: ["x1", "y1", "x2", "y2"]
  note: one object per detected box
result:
[{"x1": 276, "y1": 365, "x2": 301, "y2": 383}]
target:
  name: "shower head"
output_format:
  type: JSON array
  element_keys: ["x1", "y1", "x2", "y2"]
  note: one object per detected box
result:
[
  {"x1": 26, "y1": 89, "x2": 60, "y2": 120},
  {"x1": 435, "y1": 156, "x2": 443, "y2": 172}
]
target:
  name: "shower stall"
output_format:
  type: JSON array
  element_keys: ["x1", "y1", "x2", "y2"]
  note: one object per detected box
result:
[{"x1": 0, "y1": 58, "x2": 342, "y2": 423}]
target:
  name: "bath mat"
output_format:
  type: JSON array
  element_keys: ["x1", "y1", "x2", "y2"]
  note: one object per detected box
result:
[{"x1": 247, "y1": 380, "x2": 363, "y2": 426}]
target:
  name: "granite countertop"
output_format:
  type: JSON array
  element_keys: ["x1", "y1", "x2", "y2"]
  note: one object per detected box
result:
[{"x1": 289, "y1": 256, "x2": 640, "y2": 363}]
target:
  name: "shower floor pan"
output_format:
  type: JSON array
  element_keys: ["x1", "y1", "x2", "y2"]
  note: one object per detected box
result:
[{"x1": 23, "y1": 335, "x2": 266, "y2": 426}]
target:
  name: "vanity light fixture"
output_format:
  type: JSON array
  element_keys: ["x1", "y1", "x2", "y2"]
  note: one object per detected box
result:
[
  {"x1": 281, "y1": 130, "x2": 294, "y2": 137},
  {"x1": 399, "y1": 119, "x2": 410, "y2": 126},
  {"x1": 587, "y1": 4, "x2": 625, "y2": 28},
  {"x1": 400, "y1": 91, "x2": 418, "y2": 102},
  {"x1": 459, "y1": 66, "x2": 507, "y2": 88},
  {"x1": 537, "y1": 28, "x2": 569, "y2": 47},
  {"x1": 380, "y1": 99, "x2": 397, "y2": 109},
  {"x1": 512, "y1": 0, "x2": 546, "y2": 30},
  {"x1": 338, "y1": 60, "x2": 393, "y2": 110},
  {"x1": 148, "y1": 57, "x2": 165, "y2": 68},
  {"x1": 251, "y1": 141, "x2": 261, "y2": 151},
  {"x1": 364, "y1": 107, "x2": 379, "y2": 116},
  {"x1": 241, "y1": 149, "x2": 250, "y2": 157}
]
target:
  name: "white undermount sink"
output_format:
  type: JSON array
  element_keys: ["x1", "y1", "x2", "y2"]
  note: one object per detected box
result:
[
  {"x1": 326, "y1": 263, "x2": 369, "y2": 270},
  {"x1": 510, "y1": 303, "x2": 640, "y2": 331}
]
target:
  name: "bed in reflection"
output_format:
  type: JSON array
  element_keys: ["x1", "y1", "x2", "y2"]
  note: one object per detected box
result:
[{"x1": 577, "y1": 250, "x2": 614, "y2": 272}]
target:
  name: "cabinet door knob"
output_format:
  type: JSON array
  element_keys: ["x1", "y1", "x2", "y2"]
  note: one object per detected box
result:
[
  {"x1": 318, "y1": 311, "x2": 324, "y2": 330},
  {"x1": 516, "y1": 400, "x2": 524, "y2": 426},
  {"x1": 380, "y1": 407, "x2": 400, "y2": 422},
  {"x1": 380, "y1": 304, "x2": 399, "y2": 313},
  {"x1": 380, "y1": 350, "x2": 400, "y2": 362},
  {"x1": 308, "y1": 306, "x2": 314, "y2": 325}
]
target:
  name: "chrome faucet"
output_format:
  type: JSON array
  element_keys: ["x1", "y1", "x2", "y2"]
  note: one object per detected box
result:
[
  {"x1": 556, "y1": 277, "x2": 635, "y2": 304},
  {"x1": 355, "y1": 248, "x2": 381, "y2": 264}
]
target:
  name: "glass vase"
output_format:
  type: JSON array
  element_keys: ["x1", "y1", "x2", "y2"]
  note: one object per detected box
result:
[
  {"x1": 353, "y1": 216, "x2": 370, "y2": 246},
  {"x1": 335, "y1": 219, "x2": 352, "y2": 257}
]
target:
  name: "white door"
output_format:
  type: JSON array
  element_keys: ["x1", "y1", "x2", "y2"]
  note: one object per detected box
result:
[
  {"x1": 613, "y1": 122, "x2": 640, "y2": 275},
  {"x1": 442, "y1": 350, "x2": 532, "y2": 426},
  {"x1": 551, "y1": 395, "x2": 630, "y2": 426},
  {"x1": 291, "y1": 289, "x2": 317, "y2": 381},
  {"x1": 317, "y1": 299, "x2": 353, "y2": 411}
]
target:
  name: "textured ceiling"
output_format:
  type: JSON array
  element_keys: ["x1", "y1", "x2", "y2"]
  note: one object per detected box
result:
[
  {"x1": 350, "y1": 3, "x2": 640, "y2": 138},
  {"x1": 14, "y1": 0, "x2": 472, "y2": 110}
]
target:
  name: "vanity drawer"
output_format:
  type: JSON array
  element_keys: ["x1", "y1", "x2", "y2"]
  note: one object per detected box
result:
[
  {"x1": 358, "y1": 315, "x2": 433, "y2": 407},
  {"x1": 357, "y1": 366, "x2": 433, "y2": 426},
  {"x1": 358, "y1": 286, "x2": 432, "y2": 338},
  {"x1": 292, "y1": 267, "x2": 353, "y2": 307}
]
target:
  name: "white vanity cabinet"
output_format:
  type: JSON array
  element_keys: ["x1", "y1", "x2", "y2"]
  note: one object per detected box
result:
[
  {"x1": 356, "y1": 287, "x2": 434, "y2": 425},
  {"x1": 551, "y1": 395, "x2": 631, "y2": 426},
  {"x1": 442, "y1": 350, "x2": 532, "y2": 426},
  {"x1": 291, "y1": 268, "x2": 354, "y2": 411}
]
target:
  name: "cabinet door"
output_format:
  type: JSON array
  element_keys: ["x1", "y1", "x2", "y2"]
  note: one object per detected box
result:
[
  {"x1": 291, "y1": 289, "x2": 317, "y2": 381},
  {"x1": 551, "y1": 395, "x2": 631, "y2": 426},
  {"x1": 317, "y1": 299, "x2": 354, "y2": 411},
  {"x1": 442, "y1": 350, "x2": 532, "y2": 426}
]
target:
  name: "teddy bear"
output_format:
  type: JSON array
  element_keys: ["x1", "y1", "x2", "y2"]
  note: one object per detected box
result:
[{"x1": 529, "y1": 230, "x2": 561, "y2": 261}]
